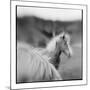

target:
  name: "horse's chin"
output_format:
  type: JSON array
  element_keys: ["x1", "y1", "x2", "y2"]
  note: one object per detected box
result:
[
  {"x1": 63, "y1": 51, "x2": 72, "y2": 58},
  {"x1": 67, "y1": 53, "x2": 72, "y2": 58}
]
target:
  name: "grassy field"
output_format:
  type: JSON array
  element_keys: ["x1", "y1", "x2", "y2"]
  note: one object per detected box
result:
[{"x1": 58, "y1": 45, "x2": 82, "y2": 80}]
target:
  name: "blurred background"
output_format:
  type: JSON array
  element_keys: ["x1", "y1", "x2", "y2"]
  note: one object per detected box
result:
[{"x1": 16, "y1": 6, "x2": 83, "y2": 80}]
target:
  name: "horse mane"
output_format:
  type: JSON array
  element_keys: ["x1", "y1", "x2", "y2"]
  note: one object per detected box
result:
[
  {"x1": 17, "y1": 43, "x2": 62, "y2": 83},
  {"x1": 17, "y1": 32, "x2": 72, "y2": 82},
  {"x1": 46, "y1": 32, "x2": 65, "y2": 52}
]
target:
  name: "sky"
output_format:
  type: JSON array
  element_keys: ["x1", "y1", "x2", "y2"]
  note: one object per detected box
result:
[{"x1": 17, "y1": 6, "x2": 82, "y2": 21}]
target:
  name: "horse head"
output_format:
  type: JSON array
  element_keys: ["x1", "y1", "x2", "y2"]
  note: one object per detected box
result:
[
  {"x1": 46, "y1": 32, "x2": 73, "y2": 58},
  {"x1": 57, "y1": 32, "x2": 73, "y2": 58}
]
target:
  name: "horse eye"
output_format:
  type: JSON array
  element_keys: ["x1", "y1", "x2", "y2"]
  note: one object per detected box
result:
[{"x1": 62, "y1": 35, "x2": 65, "y2": 40}]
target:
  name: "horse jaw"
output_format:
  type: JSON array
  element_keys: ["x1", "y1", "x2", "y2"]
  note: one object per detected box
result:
[{"x1": 63, "y1": 45, "x2": 73, "y2": 58}]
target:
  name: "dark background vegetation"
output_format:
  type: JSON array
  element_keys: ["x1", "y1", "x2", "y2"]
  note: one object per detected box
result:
[{"x1": 17, "y1": 16, "x2": 83, "y2": 80}]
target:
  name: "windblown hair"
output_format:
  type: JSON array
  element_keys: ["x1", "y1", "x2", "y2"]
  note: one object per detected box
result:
[
  {"x1": 17, "y1": 32, "x2": 72, "y2": 83},
  {"x1": 46, "y1": 32, "x2": 66, "y2": 52},
  {"x1": 17, "y1": 42, "x2": 62, "y2": 83}
]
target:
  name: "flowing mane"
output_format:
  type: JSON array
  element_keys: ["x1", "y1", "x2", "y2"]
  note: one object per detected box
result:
[
  {"x1": 46, "y1": 32, "x2": 65, "y2": 52},
  {"x1": 17, "y1": 32, "x2": 73, "y2": 83},
  {"x1": 17, "y1": 42, "x2": 62, "y2": 83}
]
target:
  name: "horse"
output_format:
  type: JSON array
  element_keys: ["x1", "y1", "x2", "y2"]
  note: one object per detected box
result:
[
  {"x1": 16, "y1": 32, "x2": 73, "y2": 83},
  {"x1": 33, "y1": 32, "x2": 73, "y2": 69},
  {"x1": 47, "y1": 32, "x2": 73, "y2": 69}
]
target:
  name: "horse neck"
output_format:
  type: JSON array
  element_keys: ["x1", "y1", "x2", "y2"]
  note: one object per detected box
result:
[{"x1": 45, "y1": 47, "x2": 62, "y2": 69}]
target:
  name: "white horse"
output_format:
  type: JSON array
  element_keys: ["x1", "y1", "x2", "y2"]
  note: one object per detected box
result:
[
  {"x1": 16, "y1": 32, "x2": 73, "y2": 83},
  {"x1": 33, "y1": 32, "x2": 73, "y2": 69},
  {"x1": 47, "y1": 32, "x2": 73, "y2": 69}
]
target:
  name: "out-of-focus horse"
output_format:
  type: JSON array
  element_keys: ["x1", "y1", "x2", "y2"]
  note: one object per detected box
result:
[
  {"x1": 35, "y1": 32, "x2": 73, "y2": 69},
  {"x1": 17, "y1": 32, "x2": 73, "y2": 83}
]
